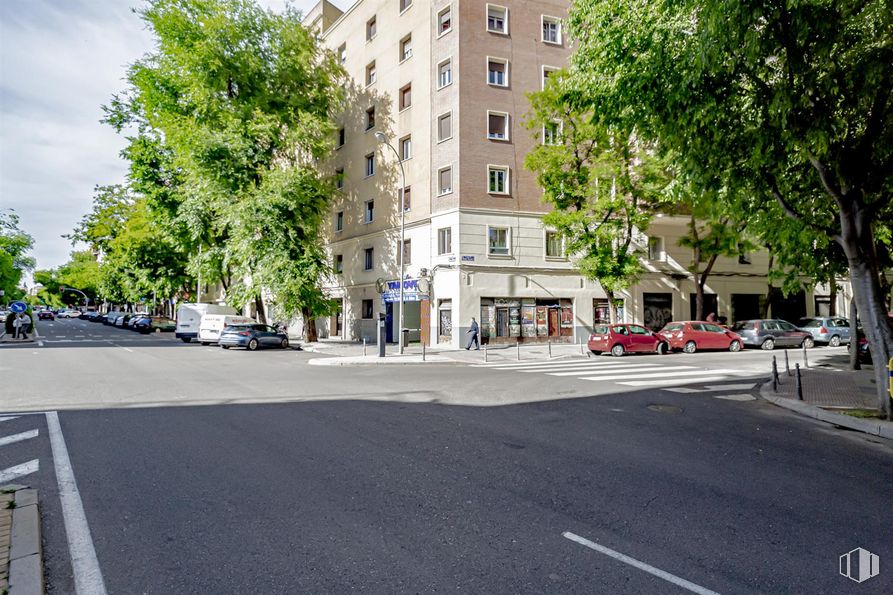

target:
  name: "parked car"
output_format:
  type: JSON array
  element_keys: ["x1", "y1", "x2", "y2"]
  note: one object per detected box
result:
[
  {"x1": 198, "y1": 314, "x2": 255, "y2": 345},
  {"x1": 731, "y1": 319, "x2": 813, "y2": 350},
  {"x1": 796, "y1": 317, "x2": 851, "y2": 346},
  {"x1": 126, "y1": 314, "x2": 148, "y2": 329},
  {"x1": 133, "y1": 316, "x2": 177, "y2": 334},
  {"x1": 588, "y1": 323, "x2": 669, "y2": 356},
  {"x1": 56, "y1": 309, "x2": 81, "y2": 318},
  {"x1": 97, "y1": 313, "x2": 109, "y2": 324},
  {"x1": 658, "y1": 321, "x2": 743, "y2": 353},
  {"x1": 175, "y1": 303, "x2": 239, "y2": 343},
  {"x1": 104, "y1": 311, "x2": 123, "y2": 325},
  {"x1": 218, "y1": 324, "x2": 289, "y2": 351},
  {"x1": 37, "y1": 310, "x2": 55, "y2": 321}
]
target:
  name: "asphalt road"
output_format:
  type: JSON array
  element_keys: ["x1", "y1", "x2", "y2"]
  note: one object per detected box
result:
[{"x1": 2, "y1": 318, "x2": 891, "y2": 593}]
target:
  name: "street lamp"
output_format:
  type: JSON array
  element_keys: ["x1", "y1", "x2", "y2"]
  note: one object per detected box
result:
[
  {"x1": 60, "y1": 286, "x2": 90, "y2": 310},
  {"x1": 374, "y1": 131, "x2": 407, "y2": 355}
]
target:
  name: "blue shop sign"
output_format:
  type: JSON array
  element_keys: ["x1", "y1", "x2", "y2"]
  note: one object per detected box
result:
[{"x1": 381, "y1": 278, "x2": 429, "y2": 302}]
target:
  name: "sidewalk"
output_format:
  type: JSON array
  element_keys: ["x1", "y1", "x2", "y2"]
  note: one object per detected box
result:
[
  {"x1": 759, "y1": 363, "x2": 893, "y2": 440},
  {"x1": 302, "y1": 338, "x2": 592, "y2": 366},
  {"x1": 1, "y1": 486, "x2": 44, "y2": 595}
]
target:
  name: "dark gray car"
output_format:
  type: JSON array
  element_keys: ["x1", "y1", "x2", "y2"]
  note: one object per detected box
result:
[
  {"x1": 796, "y1": 317, "x2": 851, "y2": 346},
  {"x1": 731, "y1": 319, "x2": 814, "y2": 350}
]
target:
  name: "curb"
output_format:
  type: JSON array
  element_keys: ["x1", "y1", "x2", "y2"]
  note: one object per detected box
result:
[
  {"x1": 2, "y1": 486, "x2": 45, "y2": 595},
  {"x1": 758, "y1": 380, "x2": 893, "y2": 440}
]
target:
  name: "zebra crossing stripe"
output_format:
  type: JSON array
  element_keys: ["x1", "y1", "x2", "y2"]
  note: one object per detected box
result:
[
  {"x1": 509, "y1": 362, "x2": 663, "y2": 372},
  {"x1": 0, "y1": 429, "x2": 38, "y2": 447},
  {"x1": 548, "y1": 365, "x2": 694, "y2": 377},
  {"x1": 479, "y1": 360, "x2": 661, "y2": 371},
  {"x1": 0, "y1": 459, "x2": 39, "y2": 484},
  {"x1": 581, "y1": 369, "x2": 740, "y2": 382}
]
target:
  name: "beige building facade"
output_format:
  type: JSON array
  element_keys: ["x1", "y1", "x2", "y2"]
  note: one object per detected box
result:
[{"x1": 309, "y1": 0, "x2": 847, "y2": 348}]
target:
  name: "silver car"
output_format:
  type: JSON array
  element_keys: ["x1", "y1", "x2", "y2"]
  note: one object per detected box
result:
[
  {"x1": 796, "y1": 317, "x2": 851, "y2": 346},
  {"x1": 732, "y1": 319, "x2": 814, "y2": 350}
]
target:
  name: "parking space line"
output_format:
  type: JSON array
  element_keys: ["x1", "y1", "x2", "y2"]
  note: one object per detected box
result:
[{"x1": 563, "y1": 531, "x2": 721, "y2": 595}]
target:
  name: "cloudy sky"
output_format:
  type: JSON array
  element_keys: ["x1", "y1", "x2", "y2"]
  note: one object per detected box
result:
[{"x1": 0, "y1": 0, "x2": 346, "y2": 279}]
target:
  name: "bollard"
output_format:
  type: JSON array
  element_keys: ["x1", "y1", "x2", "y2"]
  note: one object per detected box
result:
[
  {"x1": 784, "y1": 349, "x2": 791, "y2": 376},
  {"x1": 363, "y1": 338, "x2": 367, "y2": 356},
  {"x1": 795, "y1": 363, "x2": 803, "y2": 400},
  {"x1": 548, "y1": 340, "x2": 552, "y2": 358},
  {"x1": 772, "y1": 355, "x2": 778, "y2": 392},
  {"x1": 517, "y1": 341, "x2": 521, "y2": 361},
  {"x1": 484, "y1": 344, "x2": 488, "y2": 363},
  {"x1": 803, "y1": 342, "x2": 809, "y2": 368},
  {"x1": 422, "y1": 342, "x2": 426, "y2": 361},
  {"x1": 580, "y1": 339, "x2": 585, "y2": 355}
]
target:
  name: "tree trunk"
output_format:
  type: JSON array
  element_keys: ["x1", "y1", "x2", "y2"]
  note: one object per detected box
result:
[
  {"x1": 761, "y1": 253, "x2": 775, "y2": 318},
  {"x1": 254, "y1": 294, "x2": 267, "y2": 324},
  {"x1": 302, "y1": 306, "x2": 318, "y2": 342},
  {"x1": 605, "y1": 290, "x2": 617, "y2": 324},
  {"x1": 828, "y1": 277, "x2": 837, "y2": 316},
  {"x1": 849, "y1": 297, "x2": 860, "y2": 371}
]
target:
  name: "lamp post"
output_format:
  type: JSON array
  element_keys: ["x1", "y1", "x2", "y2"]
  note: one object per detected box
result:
[
  {"x1": 374, "y1": 131, "x2": 407, "y2": 354},
  {"x1": 60, "y1": 286, "x2": 90, "y2": 310}
]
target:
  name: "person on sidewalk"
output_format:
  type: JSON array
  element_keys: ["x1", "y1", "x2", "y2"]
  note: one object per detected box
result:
[
  {"x1": 465, "y1": 317, "x2": 480, "y2": 350},
  {"x1": 21, "y1": 311, "x2": 31, "y2": 339},
  {"x1": 12, "y1": 313, "x2": 22, "y2": 339}
]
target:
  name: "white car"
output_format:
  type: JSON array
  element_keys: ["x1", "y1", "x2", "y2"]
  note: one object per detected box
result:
[{"x1": 57, "y1": 309, "x2": 81, "y2": 318}]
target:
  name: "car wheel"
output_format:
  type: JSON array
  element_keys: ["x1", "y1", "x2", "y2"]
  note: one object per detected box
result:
[
  {"x1": 247, "y1": 338, "x2": 259, "y2": 351},
  {"x1": 221, "y1": 345, "x2": 230, "y2": 349},
  {"x1": 280, "y1": 338, "x2": 289, "y2": 349},
  {"x1": 729, "y1": 340, "x2": 742, "y2": 352},
  {"x1": 683, "y1": 340, "x2": 697, "y2": 354},
  {"x1": 610, "y1": 344, "x2": 624, "y2": 357},
  {"x1": 761, "y1": 338, "x2": 775, "y2": 350},
  {"x1": 829, "y1": 335, "x2": 841, "y2": 347},
  {"x1": 180, "y1": 337, "x2": 191, "y2": 343},
  {"x1": 802, "y1": 337, "x2": 815, "y2": 349},
  {"x1": 200, "y1": 341, "x2": 210, "y2": 346},
  {"x1": 656, "y1": 342, "x2": 669, "y2": 355}
]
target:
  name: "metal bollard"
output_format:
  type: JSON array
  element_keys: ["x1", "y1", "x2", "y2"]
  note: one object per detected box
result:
[
  {"x1": 795, "y1": 363, "x2": 803, "y2": 400},
  {"x1": 580, "y1": 339, "x2": 585, "y2": 355},
  {"x1": 517, "y1": 341, "x2": 521, "y2": 361},
  {"x1": 363, "y1": 338, "x2": 367, "y2": 356},
  {"x1": 484, "y1": 344, "x2": 488, "y2": 362},
  {"x1": 784, "y1": 349, "x2": 791, "y2": 376},
  {"x1": 803, "y1": 343, "x2": 809, "y2": 368},
  {"x1": 772, "y1": 355, "x2": 778, "y2": 392},
  {"x1": 548, "y1": 340, "x2": 552, "y2": 358},
  {"x1": 422, "y1": 342, "x2": 426, "y2": 361}
]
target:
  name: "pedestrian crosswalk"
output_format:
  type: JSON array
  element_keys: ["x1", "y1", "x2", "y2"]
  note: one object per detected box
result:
[
  {"x1": 0, "y1": 415, "x2": 40, "y2": 486},
  {"x1": 471, "y1": 356, "x2": 759, "y2": 389}
]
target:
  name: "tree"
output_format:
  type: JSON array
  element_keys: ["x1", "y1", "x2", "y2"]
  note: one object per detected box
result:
[
  {"x1": 0, "y1": 210, "x2": 35, "y2": 300},
  {"x1": 105, "y1": 0, "x2": 345, "y2": 337},
  {"x1": 525, "y1": 73, "x2": 670, "y2": 323},
  {"x1": 569, "y1": 0, "x2": 893, "y2": 416}
]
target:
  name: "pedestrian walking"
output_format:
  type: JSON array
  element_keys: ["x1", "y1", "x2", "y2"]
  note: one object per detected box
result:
[
  {"x1": 465, "y1": 317, "x2": 480, "y2": 350},
  {"x1": 19, "y1": 312, "x2": 31, "y2": 339}
]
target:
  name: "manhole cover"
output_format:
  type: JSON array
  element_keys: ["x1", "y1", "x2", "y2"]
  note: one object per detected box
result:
[{"x1": 647, "y1": 404, "x2": 683, "y2": 414}]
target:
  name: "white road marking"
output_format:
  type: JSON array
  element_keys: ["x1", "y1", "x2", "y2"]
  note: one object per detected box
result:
[
  {"x1": 549, "y1": 365, "x2": 694, "y2": 377},
  {"x1": 0, "y1": 429, "x2": 38, "y2": 447},
  {"x1": 38, "y1": 341, "x2": 44, "y2": 347},
  {"x1": 0, "y1": 459, "x2": 39, "y2": 484},
  {"x1": 581, "y1": 369, "x2": 739, "y2": 382},
  {"x1": 715, "y1": 394, "x2": 757, "y2": 401},
  {"x1": 46, "y1": 411, "x2": 108, "y2": 595},
  {"x1": 619, "y1": 376, "x2": 731, "y2": 387},
  {"x1": 0, "y1": 416, "x2": 21, "y2": 423},
  {"x1": 664, "y1": 387, "x2": 711, "y2": 394},
  {"x1": 563, "y1": 531, "x2": 722, "y2": 595},
  {"x1": 523, "y1": 362, "x2": 665, "y2": 373}
]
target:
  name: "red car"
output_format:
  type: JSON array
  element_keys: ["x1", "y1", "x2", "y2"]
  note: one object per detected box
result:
[
  {"x1": 37, "y1": 310, "x2": 55, "y2": 321},
  {"x1": 588, "y1": 323, "x2": 669, "y2": 357},
  {"x1": 658, "y1": 321, "x2": 743, "y2": 353}
]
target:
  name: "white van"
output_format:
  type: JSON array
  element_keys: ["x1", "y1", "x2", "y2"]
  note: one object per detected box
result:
[
  {"x1": 198, "y1": 314, "x2": 255, "y2": 345},
  {"x1": 176, "y1": 303, "x2": 238, "y2": 343}
]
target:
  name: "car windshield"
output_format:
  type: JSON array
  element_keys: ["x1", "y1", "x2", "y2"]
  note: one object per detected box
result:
[
  {"x1": 798, "y1": 318, "x2": 822, "y2": 328},
  {"x1": 662, "y1": 323, "x2": 683, "y2": 332},
  {"x1": 592, "y1": 325, "x2": 609, "y2": 335}
]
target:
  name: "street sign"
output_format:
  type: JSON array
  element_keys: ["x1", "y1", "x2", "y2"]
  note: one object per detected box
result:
[{"x1": 9, "y1": 301, "x2": 26, "y2": 313}]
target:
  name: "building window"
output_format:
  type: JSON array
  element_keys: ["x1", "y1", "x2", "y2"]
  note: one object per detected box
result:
[
  {"x1": 366, "y1": 106, "x2": 375, "y2": 130},
  {"x1": 335, "y1": 210, "x2": 343, "y2": 232},
  {"x1": 437, "y1": 111, "x2": 452, "y2": 141},
  {"x1": 543, "y1": 121, "x2": 561, "y2": 145},
  {"x1": 364, "y1": 199, "x2": 374, "y2": 223},
  {"x1": 337, "y1": 127, "x2": 345, "y2": 147},
  {"x1": 542, "y1": 16, "x2": 561, "y2": 44},
  {"x1": 487, "y1": 111, "x2": 509, "y2": 140},
  {"x1": 399, "y1": 84, "x2": 412, "y2": 110},
  {"x1": 365, "y1": 153, "x2": 375, "y2": 177},
  {"x1": 400, "y1": 35, "x2": 412, "y2": 61},
  {"x1": 402, "y1": 239, "x2": 411, "y2": 265},
  {"x1": 365, "y1": 61, "x2": 376, "y2": 86},
  {"x1": 438, "y1": 166, "x2": 452, "y2": 195},
  {"x1": 334, "y1": 254, "x2": 343, "y2": 274},
  {"x1": 488, "y1": 166, "x2": 509, "y2": 194},
  {"x1": 648, "y1": 236, "x2": 664, "y2": 260},
  {"x1": 542, "y1": 66, "x2": 558, "y2": 89},
  {"x1": 364, "y1": 248, "x2": 374, "y2": 271},
  {"x1": 400, "y1": 135, "x2": 412, "y2": 160},
  {"x1": 361, "y1": 298, "x2": 373, "y2": 318},
  {"x1": 545, "y1": 231, "x2": 564, "y2": 258},
  {"x1": 488, "y1": 226, "x2": 509, "y2": 256},
  {"x1": 366, "y1": 16, "x2": 377, "y2": 41},
  {"x1": 335, "y1": 168, "x2": 344, "y2": 190},
  {"x1": 437, "y1": 6, "x2": 452, "y2": 36},
  {"x1": 337, "y1": 43, "x2": 346, "y2": 64},
  {"x1": 401, "y1": 186, "x2": 411, "y2": 211},
  {"x1": 400, "y1": 0, "x2": 412, "y2": 13},
  {"x1": 486, "y1": 4, "x2": 508, "y2": 34},
  {"x1": 438, "y1": 227, "x2": 452, "y2": 255},
  {"x1": 437, "y1": 59, "x2": 452, "y2": 89},
  {"x1": 487, "y1": 57, "x2": 508, "y2": 87}
]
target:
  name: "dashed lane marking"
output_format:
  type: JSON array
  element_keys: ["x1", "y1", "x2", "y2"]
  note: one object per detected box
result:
[{"x1": 714, "y1": 394, "x2": 757, "y2": 401}]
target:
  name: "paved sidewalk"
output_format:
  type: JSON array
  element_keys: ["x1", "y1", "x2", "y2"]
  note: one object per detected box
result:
[{"x1": 0, "y1": 485, "x2": 44, "y2": 595}]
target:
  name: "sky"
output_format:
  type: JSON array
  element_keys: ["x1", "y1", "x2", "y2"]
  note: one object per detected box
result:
[{"x1": 0, "y1": 0, "x2": 346, "y2": 281}]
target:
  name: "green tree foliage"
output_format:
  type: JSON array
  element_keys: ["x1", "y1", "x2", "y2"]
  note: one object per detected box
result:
[
  {"x1": 0, "y1": 210, "x2": 35, "y2": 301},
  {"x1": 569, "y1": 0, "x2": 893, "y2": 415},
  {"x1": 104, "y1": 0, "x2": 345, "y2": 338},
  {"x1": 525, "y1": 73, "x2": 670, "y2": 322},
  {"x1": 33, "y1": 251, "x2": 103, "y2": 308}
]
